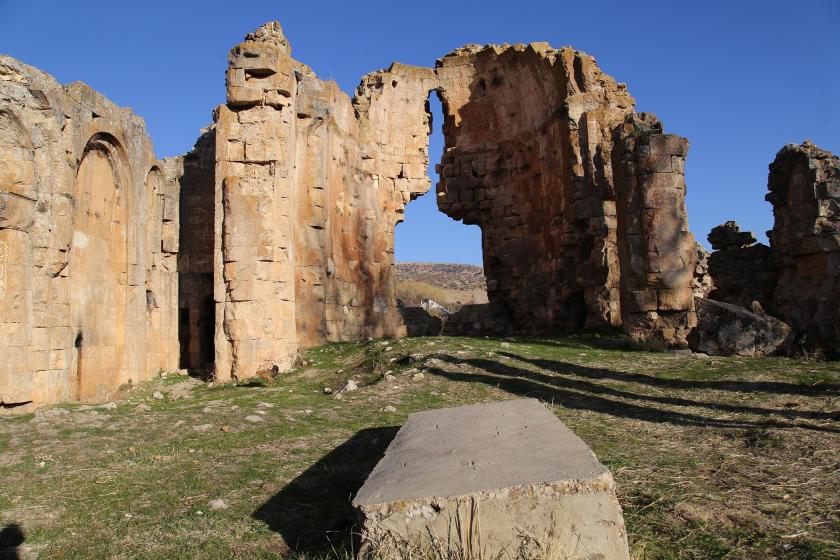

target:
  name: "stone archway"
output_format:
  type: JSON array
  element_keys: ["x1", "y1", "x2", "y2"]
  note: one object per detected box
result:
[{"x1": 69, "y1": 135, "x2": 129, "y2": 402}]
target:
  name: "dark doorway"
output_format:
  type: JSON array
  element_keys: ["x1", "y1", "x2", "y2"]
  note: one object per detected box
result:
[{"x1": 177, "y1": 129, "x2": 216, "y2": 371}]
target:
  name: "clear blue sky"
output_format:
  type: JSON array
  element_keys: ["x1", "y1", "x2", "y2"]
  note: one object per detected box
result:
[{"x1": 2, "y1": 1, "x2": 838, "y2": 265}]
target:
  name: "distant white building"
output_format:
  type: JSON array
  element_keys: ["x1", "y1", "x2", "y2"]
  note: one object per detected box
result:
[{"x1": 420, "y1": 298, "x2": 452, "y2": 315}]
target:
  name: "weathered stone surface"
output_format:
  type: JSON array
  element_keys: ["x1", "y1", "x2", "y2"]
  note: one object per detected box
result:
[
  {"x1": 706, "y1": 224, "x2": 774, "y2": 311},
  {"x1": 766, "y1": 141, "x2": 840, "y2": 356},
  {"x1": 692, "y1": 243, "x2": 714, "y2": 299},
  {"x1": 708, "y1": 220, "x2": 757, "y2": 251},
  {"x1": 0, "y1": 56, "x2": 179, "y2": 410},
  {"x1": 688, "y1": 297, "x2": 792, "y2": 357},
  {"x1": 442, "y1": 302, "x2": 513, "y2": 336},
  {"x1": 166, "y1": 128, "x2": 216, "y2": 371},
  {"x1": 397, "y1": 304, "x2": 442, "y2": 337},
  {"x1": 9, "y1": 20, "x2": 824, "y2": 409},
  {"x1": 211, "y1": 23, "x2": 439, "y2": 380},
  {"x1": 353, "y1": 399, "x2": 630, "y2": 559},
  {"x1": 612, "y1": 113, "x2": 697, "y2": 346},
  {"x1": 436, "y1": 43, "x2": 635, "y2": 334}
]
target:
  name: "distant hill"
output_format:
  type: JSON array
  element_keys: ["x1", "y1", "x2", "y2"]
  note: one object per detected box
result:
[
  {"x1": 395, "y1": 262, "x2": 486, "y2": 291},
  {"x1": 395, "y1": 262, "x2": 488, "y2": 310}
]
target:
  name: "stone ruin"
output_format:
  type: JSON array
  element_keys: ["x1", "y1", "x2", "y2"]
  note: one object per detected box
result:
[
  {"x1": 703, "y1": 142, "x2": 840, "y2": 356},
  {"x1": 353, "y1": 399, "x2": 630, "y2": 559},
  {"x1": 1, "y1": 21, "x2": 837, "y2": 410}
]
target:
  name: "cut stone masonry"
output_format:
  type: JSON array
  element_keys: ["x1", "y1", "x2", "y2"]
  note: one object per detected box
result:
[
  {"x1": 2, "y1": 20, "x2": 837, "y2": 409},
  {"x1": 0, "y1": 56, "x2": 179, "y2": 409}
]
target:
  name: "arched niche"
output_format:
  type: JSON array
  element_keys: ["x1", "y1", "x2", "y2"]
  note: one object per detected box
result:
[{"x1": 69, "y1": 133, "x2": 130, "y2": 402}]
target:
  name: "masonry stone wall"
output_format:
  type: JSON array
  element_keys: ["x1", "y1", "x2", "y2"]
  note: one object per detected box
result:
[
  {"x1": 767, "y1": 141, "x2": 840, "y2": 356},
  {"x1": 612, "y1": 113, "x2": 697, "y2": 346},
  {"x1": 435, "y1": 45, "x2": 696, "y2": 345},
  {"x1": 8, "y1": 20, "x2": 835, "y2": 409},
  {"x1": 0, "y1": 56, "x2": 179, "y2": 411},
  {"x1": 212, "y1": 23, "x2": 438, "y2": 380},
  {"x1": 435, "y1": 43, "x2": 635, "y2": 332}
]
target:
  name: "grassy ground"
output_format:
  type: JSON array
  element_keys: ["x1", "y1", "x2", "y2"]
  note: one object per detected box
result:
[{"x1": 1, "y1": 335, "x2": 838, "y2": 559}]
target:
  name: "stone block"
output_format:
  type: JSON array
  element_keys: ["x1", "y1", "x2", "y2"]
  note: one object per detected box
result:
[{"x1": 353, "y1": 399, "x2": 630, "y2": 560}]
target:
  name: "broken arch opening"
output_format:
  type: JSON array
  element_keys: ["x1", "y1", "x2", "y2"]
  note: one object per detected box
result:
[{"x1": 394, "y1": 93, "x2": 487, "y2": 325}]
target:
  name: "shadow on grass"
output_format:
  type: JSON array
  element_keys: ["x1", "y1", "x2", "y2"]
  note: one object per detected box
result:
[
  {"x1": 426, "y1": 354, "x2": 840, "y2": 434},
  {"x1": 252, "y1": 426, "x2": 398, "y2": 554},
  {"x1": 502, "y1": 352, "x2": 840, "y2": 396},
  {"x1": 0, "y1": 523, "x2": 23, "y2": 560}
]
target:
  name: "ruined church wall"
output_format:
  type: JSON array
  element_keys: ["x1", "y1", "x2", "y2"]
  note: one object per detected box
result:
[
  {"x1": 213, "y1": 24, "x2": 437, "y2": 380},
  {"x1": 0, "y1": 56, "x2": 179, "y2": 411},
  {"x1": 434, "y1": 45, "x2": 696, "y2": 344},
  {"x1": 435, "y1": 43, "x2": 635, "y2": 332}
]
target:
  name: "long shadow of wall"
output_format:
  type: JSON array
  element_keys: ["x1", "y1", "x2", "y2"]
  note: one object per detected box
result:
[
  {"x1": 252, "y1": 426, "x2": 398, "y2": 553},
  {"x1": 0, "y1": 524, "x2": 24, "y2": 560},
  {"x1": 425, "y1": 354, "x2": 839, "y2": 434}
]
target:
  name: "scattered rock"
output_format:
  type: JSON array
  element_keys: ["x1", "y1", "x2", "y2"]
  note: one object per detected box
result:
[
  {"x1": 134, "y1": 403, "x2": 151, "y2": 414},
  {"x1": 708, "y1": 221, "x2": 756, "y2": 251},
  {"x1": 174, "y1": 420, "x2": 186, "y2": 428},
  {"x1": 152, "y1": 391, "x2": 164, "y2": 400},
  {"x1": 193, "y1": 424, "x2": 214, "y2": 432},
  {"x1": 256, "y1": 402, "x2": 274, "y2": 409},
  {"x1": 168, "y1": 379, "x2": 201, "y2": 400},
  {"x1": 500, "y1": 342, "x2": 511, "y2": 348},
  {"x1": 688, "y1": 297, "x2": 792, "y2": 356},
  {"x1": 99, "y1": 402, "x2": 117, "y2": 410},
  {"x1": 412, "y1": 372, "x2": 425, "y2": 381},
  {"x1": 383, "y1": 374, "x2": 395, "y2": 382},
  {"x1": 244, "y1": 415, "x2": 264, "y2": 423},
  {"x1": 341, "y1": 379, "x2": 359, "y2": 392},
  {"x1": 34, "y1": 407, "x2": 69, "y2": 420},
  {"x1": 323, "y1": 387, "x2": 333, "y2": 394},
  {"x1": 381, "y1": 405, "x2": 397, "y2": 413},
  {"x1": 208, "y1": 499, "x2": 229, "y2": 510}
]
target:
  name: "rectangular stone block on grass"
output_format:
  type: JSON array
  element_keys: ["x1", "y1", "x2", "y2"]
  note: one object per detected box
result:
[{"x1": 353, "y1": 399, "x2": 630, "y2": 559}]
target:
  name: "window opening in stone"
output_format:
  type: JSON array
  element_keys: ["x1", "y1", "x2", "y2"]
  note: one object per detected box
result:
[{"x1": 394, "y1": 93, "x2": 487, "y2": 334}]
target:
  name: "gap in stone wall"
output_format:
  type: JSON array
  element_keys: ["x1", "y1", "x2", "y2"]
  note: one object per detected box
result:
[
  {"x1": 394, "y1": 93, "x2": 487, "y2": 317},
  {"x1": 176, "y1": 131, "x2": 216, "y2": 375}
]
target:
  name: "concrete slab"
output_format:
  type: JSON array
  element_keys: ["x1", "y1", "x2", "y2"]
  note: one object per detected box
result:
[{"x1": 352, "y1": 399, "x2": 630, "y2": 559}]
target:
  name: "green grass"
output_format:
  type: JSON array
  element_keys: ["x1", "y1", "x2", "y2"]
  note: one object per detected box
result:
[{"x1": 1, "y1": 334, "x2": 838, "y2": 559}]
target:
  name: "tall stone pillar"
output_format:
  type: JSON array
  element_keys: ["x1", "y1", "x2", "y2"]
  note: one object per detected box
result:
[
  {"x1": 214, "y1": 23, "x2": 298, "y2": 380},
  {"x1": 613, "y1": 113, "x2": 697, "y2": 346}
]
